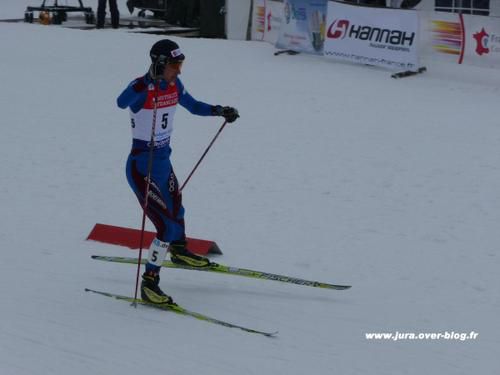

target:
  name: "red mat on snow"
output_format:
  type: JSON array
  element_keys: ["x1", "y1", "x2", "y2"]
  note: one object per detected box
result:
[{"x1": 86, "y1": 223, "x2": 222, "y2": 256}]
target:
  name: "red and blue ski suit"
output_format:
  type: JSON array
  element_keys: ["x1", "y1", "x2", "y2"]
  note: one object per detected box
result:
[{"x1": 117, "y1": 74, "x2": 214, "y2": 243}]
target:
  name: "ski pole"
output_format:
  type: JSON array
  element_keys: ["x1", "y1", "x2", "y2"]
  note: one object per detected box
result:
[
  {"x1": 132, "y1": 82, "x2": 159, "y2": 306},
  {"x1": 179, "y1": 120, "x2": 228, "y2": 193}
]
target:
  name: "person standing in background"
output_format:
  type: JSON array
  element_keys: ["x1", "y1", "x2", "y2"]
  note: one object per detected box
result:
[{"x1": 97, "y1": 0, "x2": 120, "y2": 29}]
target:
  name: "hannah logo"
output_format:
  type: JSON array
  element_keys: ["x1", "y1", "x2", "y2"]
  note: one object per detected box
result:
[{"x1": 327, "y1": 19, "x2": 349, "y2": 39}]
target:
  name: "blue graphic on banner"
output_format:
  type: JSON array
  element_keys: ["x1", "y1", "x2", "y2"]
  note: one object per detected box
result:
[{"x1": 276, "y1": 0, "x2": 327, "y2": 54}]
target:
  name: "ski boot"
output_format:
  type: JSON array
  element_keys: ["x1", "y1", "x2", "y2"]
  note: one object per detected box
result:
[
  {"x1": 141, "y1": 272, "x2": 174, "y2": 304},
  {"x1": 169, "y1": 240, "x2": 211, "y2": 268}
]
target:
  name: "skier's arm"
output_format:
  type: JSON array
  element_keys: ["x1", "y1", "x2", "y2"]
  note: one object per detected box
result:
[
  {"x1": 117, "y1": 77, "x2": 148, "y2": 113},
  {"x1": 177, "y1": 79, "x2": 239, "y2": 122},
  {"x1": 176, "y1": 78, "x2": 214, "y2": 116}
]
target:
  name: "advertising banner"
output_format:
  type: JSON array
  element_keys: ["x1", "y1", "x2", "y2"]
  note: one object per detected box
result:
[
  {"x1": 420, "y1": 11, "x2": 462, "y2": 63},
  {"x1": 324, "y1": 1, "x2": 420, "y2": 70},
  {"x1": 464, "y1": 14, "x2": 500, "y2": 68},
  {"x1": 275, "y1": 0, "x2": 328, "y2": 54},
  {"x1": 422, "y1": 11, "x2": 500, "y2": 68},
  {"x1": 251, "y1": 0, "x2": 284, "y2": 44}
]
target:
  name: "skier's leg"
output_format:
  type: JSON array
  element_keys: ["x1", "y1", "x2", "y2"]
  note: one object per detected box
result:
[{"x1": 126, "y1": 153, "x2": 173, "y2": 303}]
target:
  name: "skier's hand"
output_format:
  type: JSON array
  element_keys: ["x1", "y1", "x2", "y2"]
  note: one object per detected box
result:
[{"x1": 212, "y1": 106, "x2": 239, "y2": 123}]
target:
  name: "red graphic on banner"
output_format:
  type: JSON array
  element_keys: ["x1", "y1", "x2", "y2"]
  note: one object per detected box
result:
[
  {"x1": 473, "y1": 28, "x2": 490, "y2": 56},
  {"x1": 327, "y1": 19, "x2": 349, "y2": 39}
]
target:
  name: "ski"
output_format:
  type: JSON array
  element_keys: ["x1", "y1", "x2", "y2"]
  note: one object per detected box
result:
[
  {"x1": 91, "y1": 255, "x2": 351, "y2": 290},
  {"x1": 391, "y1": 66, "x2": 427, "y2": 79},
  {"x1": 85, "y1": 288, "x2": 277, "y2": 337}
]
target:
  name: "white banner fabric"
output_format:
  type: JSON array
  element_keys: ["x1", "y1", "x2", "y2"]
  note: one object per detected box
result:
[
  {"x1": 324, "y1": 1, "x2": 420, "y2": 71},
  {"x1": 421, "y1": 11, "x2": 500, "y2": 68},
  {"x1": 251, "y1": 0, "x2": 284, "y2": 44}
]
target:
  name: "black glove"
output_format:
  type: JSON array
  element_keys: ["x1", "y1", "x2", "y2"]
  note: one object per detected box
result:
[{"x1": 212, "y1": 106, "x2": 240, "y2": 123}]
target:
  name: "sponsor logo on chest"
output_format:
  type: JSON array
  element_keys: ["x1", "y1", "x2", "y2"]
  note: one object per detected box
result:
[
  {"x1": 145, "y1": 85, "x2": 178, "y2": 109},
  {"x1": 156, "y1": 91, "x2": 178, "y2": 108}
]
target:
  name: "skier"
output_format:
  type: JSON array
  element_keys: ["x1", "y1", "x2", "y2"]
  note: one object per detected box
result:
[{"x1": 117, "y1": 39, "x2": 239, "y2": 304}]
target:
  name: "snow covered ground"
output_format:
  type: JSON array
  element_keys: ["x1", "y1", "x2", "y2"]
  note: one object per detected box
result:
[{"x1": 1, "y1": 1, "x2": 499, "y2": 374}]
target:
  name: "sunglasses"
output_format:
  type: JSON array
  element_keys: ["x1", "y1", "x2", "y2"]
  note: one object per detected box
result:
[{"x1": 166, "y1": 61, "x2": 183, "y2": 69}]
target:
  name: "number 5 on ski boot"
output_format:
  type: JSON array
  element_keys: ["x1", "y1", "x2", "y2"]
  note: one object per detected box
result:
[
  {"x1": 169, "y1": 240, "x2": 211, "y2": 268},
  {"x1": 141, "y1": 272, "x2": 175, "y2": 304}
]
